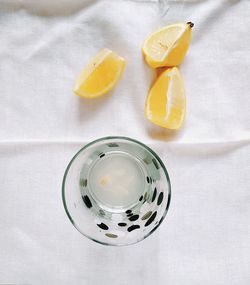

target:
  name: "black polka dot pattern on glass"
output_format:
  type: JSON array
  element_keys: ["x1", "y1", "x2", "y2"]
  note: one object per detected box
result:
[
  {"x1": 157, "y1": 192, "x2": 164, "y2": 206},
  {"x1": 118, "y1": 223, "x2": 127, "y2": 227},
  {"x1": 105, "y1": 233, "x2": 118, "y2": 238},
  {"x1": 141, "y1": 211, "x2": 152, "y2": 220},
  {"x1": 82, "y1": 195, "x2": 92, "y2": 208},
  {"x1": 150, "y1": 177, "x2": 152, "y2": 184},
  {"x1": 107, "y1": 143, "x2": 119, "y2": 147},
  {"x1": 146, "y1": 176, "x2": 150, "y2": 183},
  {"x1": 99, "y1": 153, "x2": 105, "y2": 158},
  {"x1": 158, "y1": 216, "x2": 164, "y2": 225},
  {"x1": 129, "y1": 215, "x2": 139, "y2": 222},
  {"x1": 99, "y1": 209, "x2": 105, "y2": 216},
  {"x1": 145, "y1": 211, "x2": 157, "y2": 227},
  {"x1": 139, "y1": 195, "x2": 143, "y2": 201},
  {"x1": 126, "y1": 210, "x2": 132, "y2": 214},
  {"x1": 152, "y1": 157, "x2": 159, "y2": 169},
  {"x1": 127, "y1": 225, "x2": 140, "y2": 232},
  {"x1": 143, "y1": 157, "x2": 151, "y2": 165},
  {"x1": 165, "y1": 194, "x2": 171, "y2": 210},
  {"x1": 152, "y1": 187, "x2": 157, "y2": 202},
  {"x1": 81, "y1": 179, "x2": 87, "y2": 187},
  {"x1": 97, "y1": 223, "x2": 109, "y2": 230}
]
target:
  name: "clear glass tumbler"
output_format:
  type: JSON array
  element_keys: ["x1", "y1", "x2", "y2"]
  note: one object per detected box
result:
[{"x1": 62, "y1": 136, "x2": 171, "y2": 246}]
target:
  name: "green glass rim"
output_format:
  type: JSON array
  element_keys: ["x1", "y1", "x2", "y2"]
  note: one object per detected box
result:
[{"x1": 62, "y1": 136, "x2": 171, "y2": 246}]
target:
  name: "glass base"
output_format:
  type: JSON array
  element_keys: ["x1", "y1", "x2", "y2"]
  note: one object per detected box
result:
[{"x1": 87, "y1": 150, "x2": 147, "y2": 213}]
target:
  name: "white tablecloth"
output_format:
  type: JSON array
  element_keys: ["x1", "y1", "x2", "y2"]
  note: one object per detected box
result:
[{"x1": 0, "y1": 0, "x2": 250, "y2": 284}]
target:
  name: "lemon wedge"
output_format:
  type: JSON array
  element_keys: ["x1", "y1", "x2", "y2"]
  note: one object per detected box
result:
[
  {"x1": 73, "y1": 49, "x2": 125, "y2": 98},
  {"x1": 142, "y1": 22, "x2": 193, "y2": 68},
  {"x1": 145, "y1": 67, "x2": 186, "y2": 129}
]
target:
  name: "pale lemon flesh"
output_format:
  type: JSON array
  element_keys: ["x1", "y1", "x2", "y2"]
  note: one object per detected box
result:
[
  {"x1": 142, "y1": 22, "x2": 193, "y2": 68},
  {"x1": 73, "y1": 49, "x2": 125, "y2": 98},
  {"x1": 145, "y1": 67, "x2": 186, "y2": 129}
]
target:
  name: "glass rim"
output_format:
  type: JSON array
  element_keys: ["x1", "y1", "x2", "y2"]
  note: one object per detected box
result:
[{"x1": 62, "y1": 136, "x2": 171, "y2": 246}]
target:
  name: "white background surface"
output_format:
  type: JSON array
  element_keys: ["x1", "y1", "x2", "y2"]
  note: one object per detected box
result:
[{"x1": 0, "y1": 0, "x2": 250, "y2": 284}]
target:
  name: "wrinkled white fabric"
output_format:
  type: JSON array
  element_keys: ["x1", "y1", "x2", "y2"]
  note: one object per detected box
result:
[{"x1": 0, "y1": 0, "x2": 250, "y2": 284}]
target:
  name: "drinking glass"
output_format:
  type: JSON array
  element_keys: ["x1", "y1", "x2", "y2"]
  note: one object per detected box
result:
[{"x1": 62, "y1": 136, "x2": 171, "y2": 246}]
